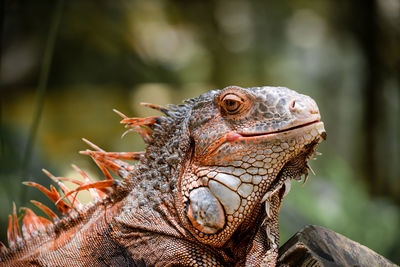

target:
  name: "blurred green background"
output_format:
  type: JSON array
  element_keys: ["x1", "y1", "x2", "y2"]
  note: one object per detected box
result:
[{"x1": 1, "y1": 0, "x2": 399, "y2": 263}]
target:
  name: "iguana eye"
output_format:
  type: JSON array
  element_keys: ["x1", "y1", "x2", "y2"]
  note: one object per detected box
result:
[{"x1": 221, "y1": 94, "x2": 244, "y2": 114}]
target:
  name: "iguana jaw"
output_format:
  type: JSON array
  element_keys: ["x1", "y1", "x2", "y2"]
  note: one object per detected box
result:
[
  {"x1": 239, "y1": 121, "x2": 326, "y2": 204},
  {"x1": 183, "y1": 120, "x2": 325, "y2": 246},
  {"x1": 261, "y1": 127, "x2": 325, "y2": 203},
  {"x1": 240, "y1": 121, "x2": 326, "y2": 202}
]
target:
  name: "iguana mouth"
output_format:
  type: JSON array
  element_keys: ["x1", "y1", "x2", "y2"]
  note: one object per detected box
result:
[
  {"x1": 217, "y1": 121, "x2": 325, "y2": 151},
  {"x1": 239, "y1": 120, "x2": 321, "y2": 138}
]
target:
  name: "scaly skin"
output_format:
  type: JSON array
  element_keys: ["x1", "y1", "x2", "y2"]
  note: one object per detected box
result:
[{"x1": 0, "y1": 86, "x2": 326, "y2": 266}]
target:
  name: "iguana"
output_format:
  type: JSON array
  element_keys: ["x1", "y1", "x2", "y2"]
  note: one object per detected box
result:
[{"x1": 0, "y1": 85, "x2": 326, "y2": 266}]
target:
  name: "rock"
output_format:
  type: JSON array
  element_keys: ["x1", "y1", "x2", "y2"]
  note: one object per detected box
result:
[{"x1": 277, "y1": 225, "x2": 397, "y2": 267}]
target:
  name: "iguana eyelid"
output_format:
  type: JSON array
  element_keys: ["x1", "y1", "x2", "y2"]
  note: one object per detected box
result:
[
  {"x1": 218, "y1": 89, "x2": 252, "y2": 117},
  {"x1": 221, "y1": 93, "x2": 244, "y2": 114}
]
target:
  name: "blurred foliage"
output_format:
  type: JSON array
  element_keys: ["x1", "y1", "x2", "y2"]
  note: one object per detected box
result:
[{"x1": 0, "y1": 0, "x2": 399, "y2": 263}]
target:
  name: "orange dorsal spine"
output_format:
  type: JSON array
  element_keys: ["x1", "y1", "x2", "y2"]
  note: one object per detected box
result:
[{"x1": 1, "y1": 106, "x2": 168, "y2": 255}]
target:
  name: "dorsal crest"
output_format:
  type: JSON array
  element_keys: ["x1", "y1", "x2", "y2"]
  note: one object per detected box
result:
[{"x1": 1, "y1": 102, "x2": 176, "y2": 256}]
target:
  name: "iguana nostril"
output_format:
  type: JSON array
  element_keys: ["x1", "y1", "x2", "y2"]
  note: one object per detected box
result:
[{"x1": 289, "y1": 100, "x2": 296, "y2": 112}]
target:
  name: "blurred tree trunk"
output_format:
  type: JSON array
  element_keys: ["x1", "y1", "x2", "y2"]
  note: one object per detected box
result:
[
  {"x1": 353, "y1": 0, "x2": 381, "y2": 194},
  {"x1": 350, "y1": 0, "x2": 400, "y2": 202}
]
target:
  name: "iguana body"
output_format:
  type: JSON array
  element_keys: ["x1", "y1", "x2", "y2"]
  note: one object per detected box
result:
[{"x1": 0, "y1": 86, "x2": 326, "y2": 266}]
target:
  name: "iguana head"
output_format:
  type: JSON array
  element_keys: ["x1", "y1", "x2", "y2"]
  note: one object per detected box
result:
[{"x1": 177, "y1": 85, "x2": 326, "y2": 246}]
